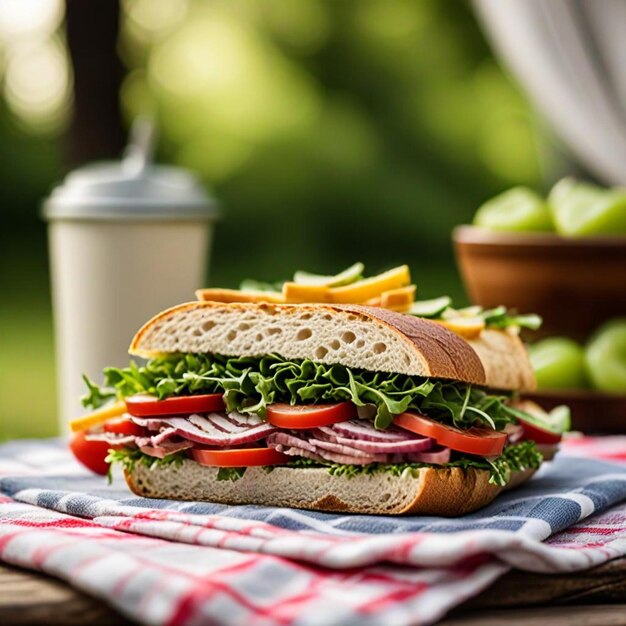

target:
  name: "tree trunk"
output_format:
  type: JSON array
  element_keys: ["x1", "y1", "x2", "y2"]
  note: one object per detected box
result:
[{"x1": 64, "y1": 0, "x2": 126, "y2": 168}]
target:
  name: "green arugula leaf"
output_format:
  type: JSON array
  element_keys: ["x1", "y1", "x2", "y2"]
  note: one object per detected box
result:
[
  {"x1": 217, "y1": 467, "x2": 247, "y2": 481},
  {"x1": 105, "y1": 448, "x2": 188, "y2": 476},
  {"x1": 81, "y1": 375, "x2": 116, "y2": 409},
  {"x1": 408, "y1": 299, "x2": 542, "y2": 331},
  {"x1": 86, "y1": 353, "x2": 521, "y2": 431}
]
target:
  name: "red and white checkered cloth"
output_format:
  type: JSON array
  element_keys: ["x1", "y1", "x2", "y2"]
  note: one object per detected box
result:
[{"x1": 1, "y1": 435, "x2": 626, "y2": 626}]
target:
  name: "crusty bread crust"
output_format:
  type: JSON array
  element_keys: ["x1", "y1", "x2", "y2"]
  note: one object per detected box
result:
[
  {"x1": 338, "y1": 305, "x2": 486, "y2": 384},
  {"x1": 128, "y1": 302, "x2": 534, "y2": 390},
  {"x1": 123, "y1": 460, "x2": 534, "y2": 516},
  {"x1": 468, "y1": 329, "x2": 536, "y2": 392}
]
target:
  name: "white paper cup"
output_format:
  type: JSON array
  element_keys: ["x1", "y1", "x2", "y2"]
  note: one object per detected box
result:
[{"x1": 44, "y1": 155, "x2": 218, "y2": 433}]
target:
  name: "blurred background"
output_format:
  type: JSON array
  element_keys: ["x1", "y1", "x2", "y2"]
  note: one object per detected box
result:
[{"x1": 0, "y1": 0, "x2": 589, "y2": 439}]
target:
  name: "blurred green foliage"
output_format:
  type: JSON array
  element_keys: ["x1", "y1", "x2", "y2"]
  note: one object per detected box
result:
[{"x1": 0, "y1": 0, "x2": 549, "y2": 439}]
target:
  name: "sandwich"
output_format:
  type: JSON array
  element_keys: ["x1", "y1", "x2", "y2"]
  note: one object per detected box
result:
[{"x1": 70, "y1": 266, "x2": 568, "y2": 516}]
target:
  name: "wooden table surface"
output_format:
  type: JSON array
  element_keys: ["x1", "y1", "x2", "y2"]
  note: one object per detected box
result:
[{"x1": 2, "y1": 557, "x2": 626, "y2": 626}]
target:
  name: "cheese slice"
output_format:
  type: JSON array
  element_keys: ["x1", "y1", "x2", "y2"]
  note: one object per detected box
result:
[
  {"x1": 434, "y1": 317, "x2": 485, "y2": 340},
  {"x1": 380, "y1": 285, "x2": 416, "y2": 311},
  {"x1": 329, "y1": 265, "x2": 411, "y2": 304},
  {"x1": 69, "y1": 401, "x2": 127, "y2": 433},
  {"x1": 282, "y1": 282, "x2": 333, "y2": 303},
  {"x1": 284, "y1": 266, "x2": 413, "y2": 306}
]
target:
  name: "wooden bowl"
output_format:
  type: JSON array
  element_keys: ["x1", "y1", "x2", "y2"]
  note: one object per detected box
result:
[
  {"x1": 523, "y1": 389, "x2": 626, "y2": 434},
  {"x1": 453, "y1": 226, "x2": 626, "y2": 341}
]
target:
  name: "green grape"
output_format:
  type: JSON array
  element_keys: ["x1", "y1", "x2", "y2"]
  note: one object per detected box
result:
[
  {"x1": 585, "y1": 319, "x2": 626, "y2": 393},
  {"x1": 473, "y1": 187, "x2": 553, "y2": 232},
  {"x1": 548, "y1": 178, "x2": 626, "y2": 236},
  {"x1": 528, "y1": 337, "x2": 589, "y2": 389}
]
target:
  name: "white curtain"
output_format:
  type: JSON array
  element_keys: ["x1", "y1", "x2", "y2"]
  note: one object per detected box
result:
[{"x1": 474, "y1": 0, "x2": 626, "y2": 185}]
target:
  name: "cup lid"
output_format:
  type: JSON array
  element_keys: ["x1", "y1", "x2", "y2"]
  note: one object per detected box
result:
[{"x1": 43, "y1": 119, "x2": 218, "y2": 221}]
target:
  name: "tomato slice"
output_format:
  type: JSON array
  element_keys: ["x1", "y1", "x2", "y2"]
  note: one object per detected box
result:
[
  {"x1": 104, "y1": 417, "x2": 145, "y2": 437},
  {"x1": 191, "y1": 447, "x2": 290, "y2": 467},
  {"x1": 518, "y1": 420, "x2": 562, "y2": 445},
  {"x1": 512, "y1": 402, "x2": 567, "y2": 445},
  {"x1": 394, "y1": 412, "x2": 507, "y2": 456},
  {"x1": 125, "y1": 393, "x2": 225, "y2": 417},
  {"x1": 69, "y1": 430, "x2": 111, "y2": 475},
  {"x1": 266, "y1": 402, "x2": 356, "y2": 429}
]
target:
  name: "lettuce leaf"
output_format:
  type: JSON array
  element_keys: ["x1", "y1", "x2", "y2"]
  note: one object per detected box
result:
[
  {"x1": 408, "y1": 302, "x2": 542, "y2": 330},
  {"x1": 88, "y1": 353, "x2": 519, "y2": 431}
]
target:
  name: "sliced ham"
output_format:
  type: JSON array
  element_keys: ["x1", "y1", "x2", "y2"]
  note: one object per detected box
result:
[
  {"x1": 315, "y1": 426, "x2": 433, "y2": 454},
  {"x1": 145, "y1": 417, "x2": 275, "y2": 446},
  {"x1": 270, "y1": 441, "x2": 380, "y2": 466},
  {"x1": 268, "y1": 432, "x2": 386, "y2": 465},
  {"x1": 402, "y1": 446, "x2": 451, "y2": 464},
  {"x1": 85, "y1": 433, "x2": 137, "y2": 446},
  {"x1": 311, "y1": 449, "x2": 383, "y2": 465},
  {"x1": 196, "y1": 413, "x2": 244, "y2": 434},
  {"x1": 270, "y1": 445, "x2": 326, "y2": 464},
  {"x1": 266, "y1": 432, "x2": 318, "y2": 454},
  {"x1": 139, "y1": 439, "x2": 194, "y2": 459},
  {"x1": 267, "y1": 429, "x2": 451, "y2": 466},
  {"x1": 227, "y1": 412, "x2": 264, "y2": 427},
  {"x1": 332, "y1": 420, "x2": 414, "y2": 442},
  {"x1": 308, "y1": 437, "x2": 384, "y2": 460},
  {"x1": 128, "y1": 416, "x2": 167, "y2": 430},
  {"x1": 149, "y1": 427, "x2": 179, "y2": 446}
]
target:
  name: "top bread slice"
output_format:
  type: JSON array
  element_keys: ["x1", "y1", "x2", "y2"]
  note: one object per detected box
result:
[{"x1": 129, "y1": 302, "x2": 536, "y2": 392}]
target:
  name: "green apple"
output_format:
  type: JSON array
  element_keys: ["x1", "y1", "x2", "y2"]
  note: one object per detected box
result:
[
  {"x1": 548, "y1": 177, "x2": 626, "y2": 236},
  {"x1": 585, "y1": 318, "x2": 626, "y2": 393},
  {"x1": 528, "y1": 337, "x2": 589, "y2": 389},
  {"x1": 474, "y1": 187, "x2": 553, "y2": 232}
]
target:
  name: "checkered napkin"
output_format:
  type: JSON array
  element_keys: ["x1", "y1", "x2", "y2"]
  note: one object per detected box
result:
[{"x1": 1, "y1": 437, "x2": 626, "y2": 626}]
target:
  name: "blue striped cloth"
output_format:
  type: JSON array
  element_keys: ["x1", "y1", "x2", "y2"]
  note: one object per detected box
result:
[{"x1": 2, "y1": 437, "x2": 626, "y2": 626}]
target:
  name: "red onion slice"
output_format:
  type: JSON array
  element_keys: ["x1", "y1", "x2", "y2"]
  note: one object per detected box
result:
[{"x1": 314, "y1": 428, "x2": 433, "y2": 453}]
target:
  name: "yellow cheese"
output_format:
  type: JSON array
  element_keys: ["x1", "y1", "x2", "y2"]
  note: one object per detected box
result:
[
  {"x1": 282, "y1": 283, "x2": 333, "y2": 303},
  {"x1": 329, "y1": 265, "x2": 411, "y2": 304},
  {"x1": 196, "y1": 288, "x2": 285, "y2": 304},
  {"x1": 69, "y1": 401, "x2": 127, "y2": 433},
  {"x1": 380, "y1": 285, "x2": 416, "y2": 311},
  {"x1": 434, "y1": 317, "x2": 485, "y2": 340}
]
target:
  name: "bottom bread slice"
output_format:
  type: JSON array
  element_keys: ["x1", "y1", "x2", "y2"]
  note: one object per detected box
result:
[{"x1": 124, "y1": 460, "x2": 534, "y2": 516}]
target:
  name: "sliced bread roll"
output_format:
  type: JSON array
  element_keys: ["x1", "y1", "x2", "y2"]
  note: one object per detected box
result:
[
  {"x1": 129, "y1": 302, "x2": 535, "y2": 391},
  {"x1": 125, "y1": 460, "x2": 522, "y2": 516}
]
